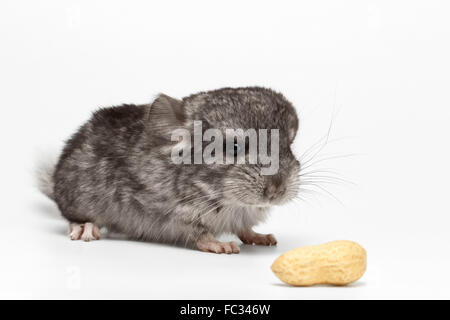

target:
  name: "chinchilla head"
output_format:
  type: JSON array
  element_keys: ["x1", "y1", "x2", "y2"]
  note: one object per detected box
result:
[{"x1": 146, "y1": 87, "x2": 300, "y2": 208}]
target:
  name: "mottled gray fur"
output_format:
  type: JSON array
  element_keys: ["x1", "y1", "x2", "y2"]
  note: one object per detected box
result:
[{"x1": 41, "y1": 87, "x2": 300, "y2": 249}]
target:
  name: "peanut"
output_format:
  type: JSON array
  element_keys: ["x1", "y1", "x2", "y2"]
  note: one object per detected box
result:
[{"x1": 271, "y1": 240, "x2": 366, "y2": 286}]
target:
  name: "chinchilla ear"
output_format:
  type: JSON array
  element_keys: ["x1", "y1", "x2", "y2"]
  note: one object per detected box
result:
[
  {"x1": 146, "y1": 94, "x2": 185, "y2": 135},
  {"x1": 288, "y1": 113, "x2": 299, "y2": 143}
]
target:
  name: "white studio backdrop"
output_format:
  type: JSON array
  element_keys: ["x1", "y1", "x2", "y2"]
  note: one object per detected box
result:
[{"x1": 0, "y1": 0, "x2": 449, "y2": 299}]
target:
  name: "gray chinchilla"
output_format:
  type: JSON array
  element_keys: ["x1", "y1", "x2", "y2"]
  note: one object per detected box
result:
[{"x1": 38, "y1": 87, "x2": 300, "y2": 253}]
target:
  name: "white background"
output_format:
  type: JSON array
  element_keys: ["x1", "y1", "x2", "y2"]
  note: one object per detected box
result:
[{"x1": 1, "y1": 0, "x2": 449, "y2": 299}]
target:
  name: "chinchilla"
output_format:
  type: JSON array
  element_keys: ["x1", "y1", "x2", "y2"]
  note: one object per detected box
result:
[{"x1": 38, "y1": 87, "x2": 300, "y2": 253}]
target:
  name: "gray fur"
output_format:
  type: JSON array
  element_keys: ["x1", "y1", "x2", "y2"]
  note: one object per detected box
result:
[
  {"x1": 42, "y1": 87, "x2": 300, "y2": 249},
  {"x1": 36, "y1": 159, "x2": 55, "y2": 200}
]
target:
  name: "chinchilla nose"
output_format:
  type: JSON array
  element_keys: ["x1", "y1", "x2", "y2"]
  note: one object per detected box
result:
[{"x1": 264, "y1": 175, "x2": 286, "y2": 200}]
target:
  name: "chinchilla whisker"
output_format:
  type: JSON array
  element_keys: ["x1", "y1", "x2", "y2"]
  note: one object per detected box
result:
[
  {"x1": 300, "y1": 109, "x2": 336, "y2": 165},
  {"x1": 300, "y1": 168, "x2": 341, "y2": 176},
  {"x1": 291, "y1": 195, "x2": 311, "y2": 206},
  {"x1": 302, "y1": 182, "x2": 344, "y2": 206},
  {"x1": 295, "y1": 187, "x2": 331, "y2": 203},
  {"x1": 301, "y1": 179, "x2": 346, "y2": 188},
  {"x1": 299, "y1": 136, "x2": 358, "y2": 164},
  {"x1": 301, "y1": 175, "x2": 355, "y2": 186},
  {"x1": 286, "y1": 183, "x2": 300, "y2": 192},
  {"x1": 298, "y1": 187, "x2": 321, "y2": 195},
  {"x1": 300, "y1": 98, "x2": 346, "y2": 169},
  {"x1": 300, "y1": 169, "x2": 353, "y2": 182},
  {"x1": 292, "y1": 189, "x2": 321, "y2": 204},
  {"x1": 301, "y1": 177, "x2": 344, "y2": 185},
  {"x1": 300, "y1": 153, "x2": 362, "y2": 172},
  {"x1": 299, "y1": 133, "x2": 329, "y2": 164}
]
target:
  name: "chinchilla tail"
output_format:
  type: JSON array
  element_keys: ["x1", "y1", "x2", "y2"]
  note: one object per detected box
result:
[{"x1": 36, "y1": 158, "x2": 56, "y2": 201}]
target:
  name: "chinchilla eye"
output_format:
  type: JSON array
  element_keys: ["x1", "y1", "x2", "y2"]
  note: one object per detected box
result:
[
  {"x1": 224, "y1": 142, "x2": 241, "y2": 157},
  {"x1": 233, "y1": 143, "x2": 240, "y2": 156}
]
